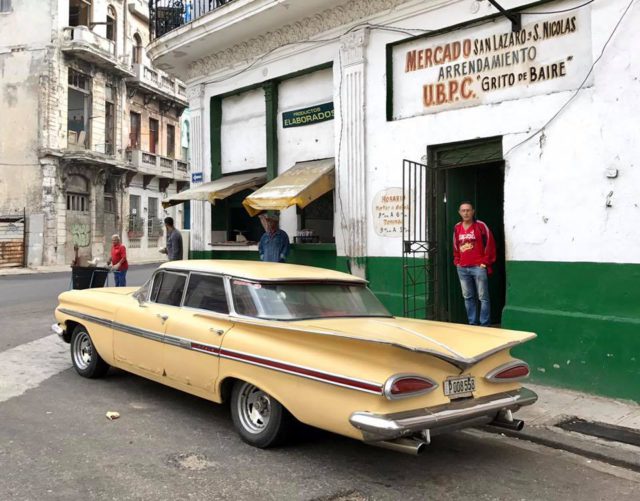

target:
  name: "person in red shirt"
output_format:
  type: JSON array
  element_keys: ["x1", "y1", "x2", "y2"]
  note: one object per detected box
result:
[
  {"x1": 108, "y1": 234, "x2": 129, "y2": 287},
  {"x1": 453, "y1": 201, "x2": 496, "y2": 326}
]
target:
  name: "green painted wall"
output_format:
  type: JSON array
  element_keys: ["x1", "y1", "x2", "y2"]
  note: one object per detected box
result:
[
  {"x1": 188, "y1": 251, "x2": 639, "y2": 401},
  {"x1": 503, "y1": 261, "x2": 640, "y2": 402}
]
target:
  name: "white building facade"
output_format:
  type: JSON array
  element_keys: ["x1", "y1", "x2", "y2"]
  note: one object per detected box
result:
[{"x1": 148, "y1": 0, "x2": 638, "y2": 401}]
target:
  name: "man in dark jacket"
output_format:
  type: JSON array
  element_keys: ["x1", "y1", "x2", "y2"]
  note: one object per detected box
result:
[
  {"x1": 258, "y1": 213, "x2": 290, "y2": 263},
  {"x1": 160, "y1": 217, "x2": 183, "y2": 261}
]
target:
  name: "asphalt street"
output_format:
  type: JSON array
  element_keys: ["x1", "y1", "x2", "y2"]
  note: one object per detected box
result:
[{"x1": 1, "y1": 268, "x2": 639, "y2": 500}]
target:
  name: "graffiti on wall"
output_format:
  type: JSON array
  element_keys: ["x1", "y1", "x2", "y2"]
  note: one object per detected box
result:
[{"x1": 71, "y1": 223, "x2": 90, "y2": 247}]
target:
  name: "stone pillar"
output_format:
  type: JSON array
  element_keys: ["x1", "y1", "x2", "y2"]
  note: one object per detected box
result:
[
  {"x1": 336, "y1": 28, "x2": 369, "y2": 279},
  {"x1": 186, "y1": 83, "x2": 209, "y2": 255}
]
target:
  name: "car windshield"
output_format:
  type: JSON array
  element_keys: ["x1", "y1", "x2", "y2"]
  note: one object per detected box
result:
[{"x1": 230, "y1": 280, "x2": 391, "y2": 320}]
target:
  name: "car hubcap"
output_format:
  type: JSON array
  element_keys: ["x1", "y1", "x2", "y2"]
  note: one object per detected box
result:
[
  {"x1": 73, "y1": 332, "x2": 93, "y2": 370},
  {"x1": 237, "y1": 383, "x2": 271, "y2": 434}
]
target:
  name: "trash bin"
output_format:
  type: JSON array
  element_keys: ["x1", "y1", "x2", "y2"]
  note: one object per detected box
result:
[{"x1": 71, "y1": 266, "x2": 110, "y2": 290}]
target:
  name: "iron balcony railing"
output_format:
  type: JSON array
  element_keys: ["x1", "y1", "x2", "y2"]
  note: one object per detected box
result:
[{"x1": 149, "y1": 0, "x2": 235, "y2": 40}]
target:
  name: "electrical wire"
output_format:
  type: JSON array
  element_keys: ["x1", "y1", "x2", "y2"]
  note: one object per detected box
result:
[
  {"x1": 521, "y1": 0, "x2": 596, "y2": 15},
  {"x1": 504, "y1": 0, "x2": 636, "y2": 158}
]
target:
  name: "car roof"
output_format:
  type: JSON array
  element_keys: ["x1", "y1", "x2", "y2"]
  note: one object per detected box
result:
[{"x1": 158, "y1": 260, "x2": 367, "y2": 283}]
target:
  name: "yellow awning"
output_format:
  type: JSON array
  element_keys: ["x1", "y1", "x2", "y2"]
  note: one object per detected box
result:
[
  {"x1": 162, "y1": 171, "x2": 266, "y2": 208},
  {"x1": 242, "y1": 158, "x2": 334, "y2": 216}
]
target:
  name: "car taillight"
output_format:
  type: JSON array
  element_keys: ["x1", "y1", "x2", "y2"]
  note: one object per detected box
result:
[
  {"x1": 486, "y1": 361, "x2": 530, "y2": 382},
  {"x1": 383, "y1": 375, "x2": 438, "y2": 400}
]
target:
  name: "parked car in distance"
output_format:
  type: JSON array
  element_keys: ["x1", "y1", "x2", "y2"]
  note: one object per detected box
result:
[{"x1": 53, "y1": 260, "x2": 537, "y2": 455}]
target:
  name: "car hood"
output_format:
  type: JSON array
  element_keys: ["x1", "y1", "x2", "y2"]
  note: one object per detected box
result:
[{"x1": 292, "y1": 317, "x2": 536, "y2": 368}]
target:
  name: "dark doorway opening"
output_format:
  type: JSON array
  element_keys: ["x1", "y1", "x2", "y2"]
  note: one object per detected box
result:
[{"x1": 429, "y1": 137, "x2": 506, "y2": 325}]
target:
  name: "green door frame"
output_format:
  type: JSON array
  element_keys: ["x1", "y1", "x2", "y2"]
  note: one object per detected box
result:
[{"x1": 427, "y1": 136, "x2": 503, "y2": 321}]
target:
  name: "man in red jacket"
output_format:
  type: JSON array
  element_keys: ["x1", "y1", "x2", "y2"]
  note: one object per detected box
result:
[{"x1": 453, "y1": 201, "x2": 496, "y2": 326}]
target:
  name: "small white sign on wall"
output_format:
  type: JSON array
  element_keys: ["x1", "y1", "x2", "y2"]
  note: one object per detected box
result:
[
  {"x1": 373, "y1": 188, "x2": 409, "y2": 238},
  {"x1": 391, "y1": 7, "x2": 593, "y2": 119}
]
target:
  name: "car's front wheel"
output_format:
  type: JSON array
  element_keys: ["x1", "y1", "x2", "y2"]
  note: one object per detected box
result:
[
  {"x1": 230, "y1": 380, "x2": 291, "y2": 448},
  {"x1": 70, "y1": 325, "x2": 109, "y2": 378}
]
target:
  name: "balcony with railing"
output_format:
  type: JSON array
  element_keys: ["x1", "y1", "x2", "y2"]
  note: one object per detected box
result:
[
  {"x1": 61, "y1": 26, "x2": 133, "y2": 76},
  {"x1": 127, "y1": 149, "x2": 190, "y2": 181},
  {"x1": 150, "y1": 1, "x2": 236, "y2": 40},
  {"x1": 127, "y1": 63, "x2": 188, "y2": 107}
]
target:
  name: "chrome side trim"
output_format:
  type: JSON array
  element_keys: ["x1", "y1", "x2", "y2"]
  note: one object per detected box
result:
[
  {"x1": 56, "y1": 308, "x2": 382, "y2": 395},
  {"x1": 350, "y1": 387, "x2": 538, "y2": 441}
]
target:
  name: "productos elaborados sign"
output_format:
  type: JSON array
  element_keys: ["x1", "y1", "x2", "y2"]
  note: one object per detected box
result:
[{"x1": 282, "y1": 102, "x2": 334, "y2": 128}]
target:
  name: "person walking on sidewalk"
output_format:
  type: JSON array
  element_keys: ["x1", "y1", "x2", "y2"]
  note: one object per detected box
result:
[
  {"x1": 453, "y1": 201, "x2": 496, "y2": 326},
  {"x1": 107, "y1": 234, "x2": 128, "y2": 287},
  {"x1": 258, "y1": 213, "x2": 290, "y2": 263},
  {"x1": 160, "y1": 217, "x2": 183, "y2": 261}
]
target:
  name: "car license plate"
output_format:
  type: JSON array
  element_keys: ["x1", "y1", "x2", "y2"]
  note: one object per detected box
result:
[{"x1": 443, "y1": 376, "x2": 476, "y2": 398}]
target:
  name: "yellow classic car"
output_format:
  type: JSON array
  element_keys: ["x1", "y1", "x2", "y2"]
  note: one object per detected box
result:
[{"x1": 53, "y1": 260, "x2": 537, "y2": 455}]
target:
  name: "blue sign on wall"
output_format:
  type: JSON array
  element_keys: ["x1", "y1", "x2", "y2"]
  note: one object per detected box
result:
[{"x1": 191, "y1": 172, "x2": 203, "y2": 183}]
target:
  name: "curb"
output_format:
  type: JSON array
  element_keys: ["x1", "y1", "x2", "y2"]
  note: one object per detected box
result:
[
  {"x1": 483, "y1": 424, "x2": 640, "y2": 473},
  {"x1": 0, "y1": 260, "x2": 164, "y2": 277}
]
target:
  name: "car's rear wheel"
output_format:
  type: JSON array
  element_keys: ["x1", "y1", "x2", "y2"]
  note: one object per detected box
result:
[
  {"x1": 70, "y1": 325, "x2": 109, "y2": 378},
  {"x1": 230, "y1": 380, "x2": 291, "y2": 448}
]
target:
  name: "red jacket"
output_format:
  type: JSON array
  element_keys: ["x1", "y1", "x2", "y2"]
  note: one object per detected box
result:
[
  {"x1": 110, "y1": 243, "x2": 128, "y2": 271},
  {"x1": 453, "y1": 220, "x2": 496, "y2": 274}
]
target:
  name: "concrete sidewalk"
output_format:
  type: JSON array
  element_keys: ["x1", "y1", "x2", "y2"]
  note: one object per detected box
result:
[
  {"x1": 494, "y1": 383, "x2": 640, "y2": 472},
  {"x1": 0, "y1": 260, "x2": 165, "y2": 276}
]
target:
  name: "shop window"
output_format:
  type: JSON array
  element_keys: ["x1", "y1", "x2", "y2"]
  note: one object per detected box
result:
[
  {"x1": 212, "y1": 189, "x2": 264, "y2": 243},
  {"x1": 66, "y1": 175, "x2": 90, "y2": 212},
  {"x1": 132, "y1": 33, "x2": 142, "y2": 64},
  {"x1": 106, "y1": 6, "x2": 116, "y2": 42},
  {"x1": 129, "y1": 112, "x2": 141, "y2": 149},
  {"x1": 68, "y1": 69, "x2": 91, "y2": 150},
  {"x1": 166, "y1": 124, "x2": 175, "y2": 158},
  {"x1": 297, "y1": 191, "x2": 334, "y2": 243},
  {"x1": 105, "y1": 84, "x2": 116, "y2": 155},
  {"x1": 69, "y1": 0, "x2": 92, "y2": 27},
  {"x1": 149, "y1": 118, "x2": 159, "y2": 154}
]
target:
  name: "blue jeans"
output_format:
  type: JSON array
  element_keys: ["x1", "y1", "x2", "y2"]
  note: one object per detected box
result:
[
  {"x1": 456, "y1": 266, "x2": 490, "y2": 326},
  {"x1": 113, "y1": 270, "x2": 127, "y2": 287}
]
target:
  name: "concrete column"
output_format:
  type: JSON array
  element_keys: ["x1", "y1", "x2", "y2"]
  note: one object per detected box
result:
[
  {"x1": 186, "y1": 83, "x2": 209, "y2": 254},
  {"x1": 336, "y1": 28, "x2": 369, "y2": 279}
]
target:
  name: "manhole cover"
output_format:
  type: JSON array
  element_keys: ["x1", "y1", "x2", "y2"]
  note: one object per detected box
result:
[{"x1": 167, "y1": 453, "x2": 217, "y2": 471}]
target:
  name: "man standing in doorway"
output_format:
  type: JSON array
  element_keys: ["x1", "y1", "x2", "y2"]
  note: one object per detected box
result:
[
  {"x1": 453, "y1": 201, "x2": 496, "y2": 326},
  {"x1": 108, "y1": 234, "x2": 128, "y2": 287},
  {"x1": 258, "y1": 213, "x2": 290, "y2": 263},
  {"x1": 160, "y1": 216, "x2": 183, "y2": 261}
]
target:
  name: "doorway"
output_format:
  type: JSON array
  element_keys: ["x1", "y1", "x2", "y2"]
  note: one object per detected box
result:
[{"x1": 429, "y1": 137, "x2": 506, "y2": 325}]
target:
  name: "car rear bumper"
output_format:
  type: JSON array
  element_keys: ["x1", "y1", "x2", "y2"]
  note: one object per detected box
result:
[{"x1": 350, "y1": 387, "x2": 538, "y2": 442}]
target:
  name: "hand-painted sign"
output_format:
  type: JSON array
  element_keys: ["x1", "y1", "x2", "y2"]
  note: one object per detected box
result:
[
  {"x1": 191, "y1": 172, "x2": 203, "y2": 183},
  {"x1": 282, "y1": 102, "x2": 334, "y2": 128},
  {"x1": 390, "y1": 8, "x2": 592, "y2": 118},
  {"x1": 372, "y1": 188, "x2": 409, "y2": 238}
]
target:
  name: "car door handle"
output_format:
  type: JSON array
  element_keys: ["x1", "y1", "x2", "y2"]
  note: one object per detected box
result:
[
  {"x1": 210, "y1": 328, "x2": 224, "y2": 336},
  {"x1": 156, "y1": 314, "x2": 169, "y2": 322}
]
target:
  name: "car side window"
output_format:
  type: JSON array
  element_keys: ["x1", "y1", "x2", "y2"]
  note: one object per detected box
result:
[
  {"x1": 183, "y1": 274, "x2": 229, "y2": 314},
  {"x1": 151, "y1": 271, "x2": 187, "y2": 306}
]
